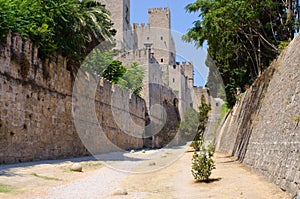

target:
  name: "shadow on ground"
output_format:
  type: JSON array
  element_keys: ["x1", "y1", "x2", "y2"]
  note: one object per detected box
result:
[{"x1": 195, "y1": 177, "x2": 222, "y2": 184}]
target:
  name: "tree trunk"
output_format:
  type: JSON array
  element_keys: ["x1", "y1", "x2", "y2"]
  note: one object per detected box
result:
[
  {"x1": 297, "y1": 0, "x2": 300, "y2": 33},
  {"x1": 287, "y1": 0, "x2": 295, "y2": 39}
]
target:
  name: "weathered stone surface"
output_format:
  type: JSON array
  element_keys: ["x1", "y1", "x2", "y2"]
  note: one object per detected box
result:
[
  {"x1": 70, "y1": 163, "x2": 83, "y2": 172},
  {"x1": 0, "y1": 33, "x2": 146, "y2": 164},
  {"x1": 112, "y1": 188, "x2": 128, "y2": 196},
  {"x1": 215, "y1": 33, "x2": 300, "y2": 197}
]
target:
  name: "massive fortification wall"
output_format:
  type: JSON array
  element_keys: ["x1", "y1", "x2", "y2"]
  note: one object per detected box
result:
[
  {"x1": 0, "y1": 33, "x2": 145, "y2": 164},
  {"x1": 115, "y1": 47, "x2": 180, "y2": 148},
  {"x1": 215, "y1": 33, "x2": 300, "y2": 197}
]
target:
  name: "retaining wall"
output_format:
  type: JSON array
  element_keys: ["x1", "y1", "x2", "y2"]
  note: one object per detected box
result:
[{"x1": 215, "y1": 34, "x2": 300, "y2": 197}]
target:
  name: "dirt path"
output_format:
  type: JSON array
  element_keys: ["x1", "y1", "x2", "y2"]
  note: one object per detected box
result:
[
  {"x1": 117, "y1": 152, "x2": 290, "y2": 199},
  {"x1": 0, "y1": 147, "x2": 290, "y2": 199},
  {"x1": 0, "y1": 157, "x2": 105, "y2": 199}
]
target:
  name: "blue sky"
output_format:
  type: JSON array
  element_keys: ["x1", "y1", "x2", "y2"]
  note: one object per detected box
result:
[
  {"x1": 131, "y1": 0, "x2": 208, "y2": 86},
  {"x1": 131, "y1": 0, "x2": 198, "y2": 34}
]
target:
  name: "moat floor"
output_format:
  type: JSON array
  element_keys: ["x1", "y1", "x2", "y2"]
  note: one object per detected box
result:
[{"x1": 0, "y1": 147, "x2": 290, "y2": 199}]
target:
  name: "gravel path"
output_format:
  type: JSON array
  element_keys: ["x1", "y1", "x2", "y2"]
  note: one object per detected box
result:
[
  {"x1": 27, "y1": 146, "x2": 187, "y2": 199},
  {"x1": 0, "y1": 146, "x2": 291, "y2": 199},
  {"x1": 34, "y1": 166, "x2": 126, "y2": 199}
]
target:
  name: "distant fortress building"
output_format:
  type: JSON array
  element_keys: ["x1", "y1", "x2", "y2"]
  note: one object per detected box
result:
[{"x1": 98, "y1": 0, "x2": 210, "y2": 146}]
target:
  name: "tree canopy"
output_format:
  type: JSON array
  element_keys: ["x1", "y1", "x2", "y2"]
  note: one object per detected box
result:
[
  {"x1": 118, "y1": 62, "x2": 145, "y2": 96},
  {"x1": 184, "y1": 0, "x2": 299, "y2": 107},
  {"x1": 0, "y1": 0, "x2": 115, "y2": 61},
  {"x1": 1, "y1": 0, "x2": 146, "y2": 96},
  {"x1": 101, "y1": 60, "x2": 127, "y2": 84},
  {"x1": 179, "y1": 107, "x2": 199, "y2": 141},
  {"x1": 82, "y1": 50, "x2": 145, "y2": 96}
]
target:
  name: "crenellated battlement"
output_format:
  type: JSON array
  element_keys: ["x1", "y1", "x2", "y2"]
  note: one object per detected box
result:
[
  {"x1": 175, "y1": 62, "x2": 193, "y2": 76},
  {"x1": 176, "y1": 61, "x2": 193, "y2": 67},
  {"x1": 132, "y1": 23, "x2": 150, "y2": 30},
  {"x1": 148, "y1": 7, "x2": 170, "y2": 14},
  {"x1": 118, "y1": 49, "x2": 147, "y2": 58}
]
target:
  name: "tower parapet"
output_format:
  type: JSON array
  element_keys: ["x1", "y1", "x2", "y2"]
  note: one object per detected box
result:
[
  {"x1": 148, "y1": 8, "x2": 171, "y2": 29},
  {"x1": 148, "y1": 7, "x2": 170, "y2": 15},
  {"x1": 176, "y1": 61, "x2": 194, "y2": 88},
  {"x1": 132, "y1": 23, "x2": 150, "y2": 30}
]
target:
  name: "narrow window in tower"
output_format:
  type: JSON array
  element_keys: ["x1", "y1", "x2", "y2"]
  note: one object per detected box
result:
[
  {"x1": 161, "y1": 58, "x2": 164, "y2": 63},
  {"x1": 173, "y1": 78, "x2": 175, "y2": 83},
  {"x1": 147, "y1": 37, "x2": 150, "y2": 40},
  {"x1": 125, "y1": 6, "x2": 129, "y2": 24},
  {"x1": 161, "y1": 36, "x2": 163, "y2": 40}
]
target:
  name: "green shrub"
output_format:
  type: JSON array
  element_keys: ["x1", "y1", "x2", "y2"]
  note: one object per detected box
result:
[
  {"x1": 191, "y1": 136, "x2": 215, "y2": 182},
  {"x1": 179, "y1": 107, "x2": 199, "y2": 142},
  {"x1": 190, "y1": 140, "x2": 200, "y2": 151},
  {"x1": 190, "y1": 94, "x2": 211, "y2": 150}
]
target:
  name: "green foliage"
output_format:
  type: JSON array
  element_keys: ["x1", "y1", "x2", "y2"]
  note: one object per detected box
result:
[
  {"x1": 278, "y1": 40, "x2": 290, "y2": 52},
  {"x1": 82, "y1": 48, "x2": 128, "y2": 84},
  {"x1": 0, "y1": 0, "x2": 115, "y2": 60},
  {"x1": 180, "y1": 107, "x2": 199, "y2": 141},
  {"x1": 83, "y1": 49, "x2": 118, "y2": 76},
  {"x1": 212, "y1": 102, "x2": 229, "y2": 136},
  {"x1": 83, "y1": 49, "x2": 145, "y2": 95},
  {"x1": 220, "y1": 103, "x2": 229, "y2": 120},
  {"x1": 184, "y1": 0, "x2": 298, "y2": 107},
  {"x1": 191, "y1": 136, "x2": 216, "y2": 182},
  {"x1": 118, "y1": 62, "x2": 145, "y2": 96},
  {"x1": 189, "y1": 95, "x2": 211, "y2": 150},
  {"x1": 194, "y1": 95, "x2": 211, "y2": 141},
  {"x1": 0, "y1": 183, "x2": 15, "y2": 193},
  {"x1": 190, "y1": 140, "x2": 201, "y2": 151},
  {"x1": 291, "y1": 115, "x2": 300, "y2": 123},
  {"x1": 205, "y1": 54, "x2": 226, "y2": 100},
  {"x1": 101, "y1": 60, "x2": 127, "y2": 84}
]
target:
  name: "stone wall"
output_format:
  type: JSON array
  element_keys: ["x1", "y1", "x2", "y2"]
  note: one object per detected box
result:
[
  {"x1": 0, "y1": 33, "x2": 146, "y2": 164},
  {"x1": 143, "y1": 83, "x2": 180, "y2": 148},
  {"x1": 115, "y1": 46, "x2": 182, "y2": 148},
  {"x1": 215, "y1": 34, "x2": 300, "y2": 197}
]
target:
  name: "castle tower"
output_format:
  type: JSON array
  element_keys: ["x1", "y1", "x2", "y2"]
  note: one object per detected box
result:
[
  {"x1": 98, "y1": 0, "x2": 131, "y2": 49},
  {"x1": 182, "y1": 62, "x2": 194, "y2": 88},
  {"x1": 147, "y1": 8, "x2": 176, "y2": 66}
]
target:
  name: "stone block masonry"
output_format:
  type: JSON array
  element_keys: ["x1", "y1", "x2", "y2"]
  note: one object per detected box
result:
[
  {"x1": 215, "y1": 33, "x2": 300, "y2": 197},
  {"x1": 0, "y1": 33, "x2": 146, "y2": 164}
]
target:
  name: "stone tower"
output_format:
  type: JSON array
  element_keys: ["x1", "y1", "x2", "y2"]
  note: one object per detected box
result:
[
  {"x1": 147, "y1": 8, "x2": 175, "y2": 66},
  {"x1": 182, "y1": 62, "x2": 194, "y2": 88},
  {"x1": 98, "y1": 0, "x2": 131, "y2": 49}
]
